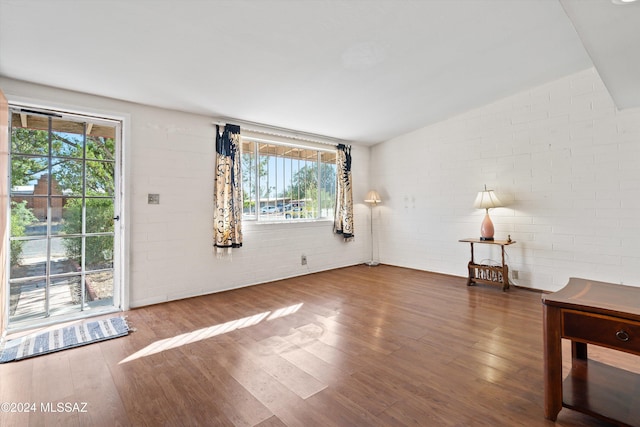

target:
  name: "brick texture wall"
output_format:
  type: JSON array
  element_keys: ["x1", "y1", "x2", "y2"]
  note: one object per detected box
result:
[
  {"x1": 11, "y1": 175, "x2": 64, "y2": 221},
  {"x1": 1, "y1": 77, "x2": 371, "y2": 309},
  {"x1": 371, "y1": 68, "x2": 640, "y2": 291}
]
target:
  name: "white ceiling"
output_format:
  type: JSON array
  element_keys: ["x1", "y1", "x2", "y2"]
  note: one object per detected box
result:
[{"x1": 0, "y1": 0, "x2": 638, "y2": 145}]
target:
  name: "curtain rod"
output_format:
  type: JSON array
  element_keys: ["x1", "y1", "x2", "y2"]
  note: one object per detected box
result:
[{"x1": 213, "y1": 117, "x2": 346, "y2": 147}]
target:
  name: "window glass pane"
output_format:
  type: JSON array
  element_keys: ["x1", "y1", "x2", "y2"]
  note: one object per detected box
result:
[
  {"x1": 86, "y1": 134, "x2": 115, "y2": 160},
  {"x1": 86, "y1": 160, "x2": 115, "y2": 196},
  {"x1": 289, "y1": 152, "x2": 301, "y2": 203},
  {"x1": 85, "y1": 198, "x2": 115, "y2": 233},
  {"x1": 51, "y1": 254, "x2": 81, "y2": 277},
  {"x1": 10, "y1": 198, "x2": 44, "y2": 237},
  {"x1": 55, "y1": 275, "x2": 83, "y2": 309},
  {"x1": 10, "y1": 113, "x2": 49, "y2": 155},
  {"x1": 11, "y1": 155, "x2": 48, "y2": 189},
  {"x1": 51, "y1": 118, "x2": 84, "y2": 158},
  {"x1": 85, "y1": 271, "x2": 114, "y2": 306},
  {"x1": 320, "y1": 152, "x2": 337, "y2": 219},
  {"x1": 52, "y1": 236, "x2": 81, "y2": 267},
  {"x1": 86, "y1": 235, "x2": 114, "y2": 271},
  {"x1": 288, "y1": 157, "x2": 316, "y2": 218},
  {"x1": 9, "y1": 278, "x2": 46, "y2": 321},
  {"x1": 259, "y1": 143, "x2": 272, "y2": 204},
  {"x1": 10, "y1": 238, "x2": 47, "y2": 279},
  {"x1": 51, "y1": 159, "x2": 84, "y2": 197},
  {"x1": 56, "y1": 197, "x2": 82, "y2": 235},
  {"x1": 242, "y1": 140, "x2": 257, "y2": 217},
  {"x1": 274, "y1": 147, "x2": 285, "y2": 211}
]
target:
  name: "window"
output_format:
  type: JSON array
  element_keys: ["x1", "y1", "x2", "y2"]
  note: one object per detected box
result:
[{"x1": 241, "y1": 136, "x2": 337, "y2": 221}]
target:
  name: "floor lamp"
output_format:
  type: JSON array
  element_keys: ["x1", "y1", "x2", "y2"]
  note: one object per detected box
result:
[{"x1": 364, "y1": 190, "x2": 382, "y2": 266}]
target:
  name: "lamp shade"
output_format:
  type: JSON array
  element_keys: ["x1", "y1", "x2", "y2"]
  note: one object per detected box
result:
[
  {"x1": 473, "y1": 188, "x2": 502, "y2": 210},
  {"x1": 364, "y1": 190, "x2": 382, "y2": 204}
]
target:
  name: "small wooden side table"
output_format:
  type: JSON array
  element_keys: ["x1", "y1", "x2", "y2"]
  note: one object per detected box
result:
[
  {"x1": 542, "y1": 278, "x2": 640, "y2": 425},
  {"x1": 459, "y1": 238, "x2": 515, "y2": 291}
]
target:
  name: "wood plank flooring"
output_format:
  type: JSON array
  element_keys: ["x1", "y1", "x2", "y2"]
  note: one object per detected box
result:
[{"x1": 0, "y1": 265, "x2": 630, "y2": 426}]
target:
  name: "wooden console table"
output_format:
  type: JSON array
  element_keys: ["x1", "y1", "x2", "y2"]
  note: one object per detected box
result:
[
  {"x1": 542, "y1": 278, "x2": 640, "y2": 426},
  {"x1": 459, "y1": 238, "x2": 515, "y2": 291}
]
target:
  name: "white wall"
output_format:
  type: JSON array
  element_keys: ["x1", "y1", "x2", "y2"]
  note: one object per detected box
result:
[
  {"x1": 371, "y1": 68, "x2": 640, "y2": 292},
  {"x1": 7, "y1": 66, "x2": 639, "y2": 300},
  {"x1": 0, "y1": 78, "x2": 370, "y2": 308}
]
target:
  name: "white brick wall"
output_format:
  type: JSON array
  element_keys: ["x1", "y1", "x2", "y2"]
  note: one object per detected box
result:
[
  {"x1": 0, "y1": 78, "x2": 371, "y2": 308},
  {"x1": 371, "y1": 68, "x2": 640, "y2": 291},
  {"x1": 126, "y1": 113, "x2": 370, "y2": 307},
  {"x1": 5, "y1": 66, "x2": 640, "y2": 302}
]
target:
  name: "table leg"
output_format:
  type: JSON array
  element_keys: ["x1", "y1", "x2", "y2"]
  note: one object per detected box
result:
[
  {"x1": 572, "y1": 341, "x2": 587, "y2": 361},
  {"x1": 467, "y1": 243, "x2": 475, "y2": 286},
  {"x1": 543, "y1": 304, "x2": 563, "y2": 421},
  {"x1": 501, "y1": 245, "x2": 509, "y2": 291},
  {"x1": 502, "y1": 265, "x2": 509, "y2": 291}
]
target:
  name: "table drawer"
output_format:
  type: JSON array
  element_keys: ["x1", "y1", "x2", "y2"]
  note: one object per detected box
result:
[{"x1": 562, "y1": 309, "x2": 640, "y2": 354}]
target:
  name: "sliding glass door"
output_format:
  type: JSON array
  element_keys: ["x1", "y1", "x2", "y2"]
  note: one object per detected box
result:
[{"x1": 7, "y1": 108, "x2": 121, "y2": 328}]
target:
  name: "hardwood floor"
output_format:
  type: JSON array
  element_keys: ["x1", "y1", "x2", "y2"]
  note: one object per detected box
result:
[{"x1": 0, "y1": 265, "x2": 628, "y2": 426}]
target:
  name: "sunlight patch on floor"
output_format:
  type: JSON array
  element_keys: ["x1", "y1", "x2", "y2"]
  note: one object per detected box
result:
[{"x1": 119, "y1": 303, "x2": 303, "y2": 364}]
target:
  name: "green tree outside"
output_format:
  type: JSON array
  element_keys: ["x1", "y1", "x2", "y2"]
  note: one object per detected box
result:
[
  {"x1": 10, "y1": 200, "x2": 37, "y2": 265},
  {"x1": 61, "y1": 198, "x2": 114, "y2": 269},
  {"x1": 10, "y1": 122, "x2": 115, "y2": 267},
  {"x1": 284, "y1": 162, "x2": 336, "y2": 216}
]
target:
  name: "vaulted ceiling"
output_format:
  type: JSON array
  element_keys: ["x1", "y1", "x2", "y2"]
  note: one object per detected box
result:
[{"x1": 0, "y1": 0, "x2": 638, "y2": 145}]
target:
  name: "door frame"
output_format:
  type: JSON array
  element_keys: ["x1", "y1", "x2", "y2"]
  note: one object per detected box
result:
[
  {"x1": 2, "y1": 96, "x2": 129, "y2": 333},
  {"x1": 0, "y1": 89, "x2": 8, "y2": 340}
]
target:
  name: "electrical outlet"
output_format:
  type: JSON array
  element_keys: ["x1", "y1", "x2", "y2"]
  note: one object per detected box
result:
[
  {"x1": 512, "y1": 270, "x2": 519, "y2": 280},
  {"x1": 301, "y1": 255, "x2": 307, "y2": 265},
  {"x1": 148, "y1": 194, "x2": 160, "y2": 204}
]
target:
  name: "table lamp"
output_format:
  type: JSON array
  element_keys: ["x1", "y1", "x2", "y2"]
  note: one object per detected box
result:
[{"x1": 473, "y1": 185, "x2": 503, "y2": 241}]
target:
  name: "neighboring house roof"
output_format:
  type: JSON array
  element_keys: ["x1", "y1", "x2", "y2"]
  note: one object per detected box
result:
[{"x1": 11, "y1": 185, "x2": 34, "y2": 195}]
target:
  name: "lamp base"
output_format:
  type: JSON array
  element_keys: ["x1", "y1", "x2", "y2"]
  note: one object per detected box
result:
[
  {"x1": 480, "y1": 211, "x2": 495, "y2": 242},
  {"x1": 365, "y1": 261, "x2": 380, "y2": 266}
]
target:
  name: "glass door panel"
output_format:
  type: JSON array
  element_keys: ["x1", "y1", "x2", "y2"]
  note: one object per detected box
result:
[
  {"x1": 50, "y1": 275, "x2": 82, "y2": 317},
  {"x1": 86, "y1": 134, "x2": 115, "y2": 160},
  {"x1": 9, "y1": 279, "x2": 46, "y2": 323},
  {"x1": 50, "y1": 236, "x2": 81, "y2": 269},
  {"x1": 85, "y1": 198, "x2": 114, "y2": 233},
  {"x1": 85, "y1": 271, "x2": 113, "y2": 308},
  {"x1": 9, "y1": 238, "x2": 47, "y2": 279},
  {"x1": 52, "y1": 197, "x2": 82, "y2": 235},
  {"x1": 7, "y1": 110, "x2": 120, "y2": 328},
  {"x1": 51, "y1": 159, "x2": 84, "y2": 196},
  {"x1": 86, "y1": 160, "x2": 115, "y2": 196},
  {"x1": 86, "y1": 235, "x2": 114, "y2": 270},
  {"x1": 51, "y1": 118, "x2": 84, "y2": 158},
  {"x1": 11, "y1": 126, "x2": 48, "y2": 155}
]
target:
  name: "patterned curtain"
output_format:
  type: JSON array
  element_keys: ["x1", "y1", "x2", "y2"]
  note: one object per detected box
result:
[
  {"x1": 214, "y1": 124, "x2": 243, "y2": 256},
  {"x1": 334, "y1": 144, "x2": 354, "y2": 241}
]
